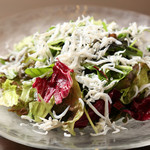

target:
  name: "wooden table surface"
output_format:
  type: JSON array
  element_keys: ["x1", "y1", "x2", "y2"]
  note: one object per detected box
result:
[{"x1": 0, "y1": 0, "x2": 150, "y2": 149}]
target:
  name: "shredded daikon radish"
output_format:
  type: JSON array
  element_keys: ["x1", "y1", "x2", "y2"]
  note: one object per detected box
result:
[{"x1": 53, "y1": 106, "x2": 70, "y2": 119}]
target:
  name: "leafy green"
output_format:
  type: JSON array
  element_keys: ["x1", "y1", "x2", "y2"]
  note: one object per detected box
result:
[
  {"x1": 25, "y1": 64, "x2": 54, "y2": 78},
  {"x1": 20, "y1": 81, "x2": 35, "y2": 102},
  {"x1": 28, "y1": 57, "x2": 46, "y2": 62},
  {"x1": 129, "y1": 40, "x2": 137, "y2": 47},
  {"x1": 104, "y1": 65, "x2": 132, "y2": 92},
  {"x1": 115, "y1": 65, "x2": 139, "y2": 90},
  {"x1": 106, "y1": 41, "x2": 143, "y2": 58},
  {"x1": 83, "y1": 63, "x2": 132, "y2": 92},
  {"x1": 147, "y1": 46, "x2": 150, "y2": 52},
  {"x1": 119, "y1": 63, "x2": 150, "y2": 104},
  {"x1": 78, "y1": 22, "x2": 86, "y2": 27},
  {"x1": 0, "y1": 74, "x2": 5, "y2": 77},
  {"x1": 84, "y1": 107, "x2": 98, "y2": 134},
  {"x1": 14, "y1": 36, "x2": 34, "y2": 51},
  {"x1": 47, "y1": 26, "x2": 55, "y2": 31},
  {"x1": 48, "y1": 39, "x2": 64, "y2": 57},
  {"x1": 62, "y1": 103, "x2": 83, "y2": 136},
  {"x1": 117, "y1": 33, "x2": 128, "y2": 39},
  {"x1": 89, "y1": 17, "x2": 102, "y2": 25},
  {"x1": 48, "y1": 45, "x2": 61, "y2": 51},
  {"x1": 102, "y1": 21, "x2": 108, "y2": 32},
  {"x1": 0, "y1": 58, "x2": 6, "y2": 64},
  {"x1": 6, "y1": 69, "x2": 17, "y2": 79},
  {"x1": 23, "y1": 56, "x2": 46, "y2": 64},
  {"x1": 48, "y1": 39, "x2": 64, "y2": 46},
  {"x1": 127, "y1": 46, "x2": 143, "y2": 57},
  {"x1": 0, "y1": 79, "x2": 19, "y2": 107},
  {"x1": 50, "y1": 49, "x2": 60, "y2": 57},
  {"x1": 106, "y1": 65, "x2": 132, "y2": 81},
  {"x1": 83, "y1": 63, "x2": 107, "y2": 81},
  {"x1": 82, "y1": 63, "x2": 95, "y2": 70},
  {"x1": 28, "y1": 97, "x2": 55, "y2": 122}
]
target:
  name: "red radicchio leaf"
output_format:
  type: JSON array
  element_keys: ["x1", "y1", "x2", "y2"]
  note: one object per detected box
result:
[
  {"x1": 75, "y1": 89, "x2": 120, "y2": 128},
  {"x1": 112, "y1": 89, "x2": 150, "y2": 121},
  {"x1": 32, "y1": 61, "x2": 73, "y2": 104},
  {"x1": 75, "y1": 100, "x2": 111, "y2": 128},
  {"x1": 124, "y1": 96, "x2": 150, "y2": 121},
  {"x1": 109, "y1": 89, "x2": 121, "y2": 101}
]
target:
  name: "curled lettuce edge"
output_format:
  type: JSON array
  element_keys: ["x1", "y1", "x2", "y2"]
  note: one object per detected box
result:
[
  {"x1": 0, "y1": 79, "x2": 19, "y2": 107},
  {"x1": 61, "y1": 73, "x2": 84, "y2": 136},
  {"x1": 27, "y1": 95, "x2": 55, "y2": 122}
]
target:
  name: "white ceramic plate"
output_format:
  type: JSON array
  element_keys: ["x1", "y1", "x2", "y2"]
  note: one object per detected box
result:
[{"x1": 0, "y1": 5, "x2": 150, "y2": 150}]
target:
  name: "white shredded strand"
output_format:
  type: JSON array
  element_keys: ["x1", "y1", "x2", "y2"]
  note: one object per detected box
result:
[
  {"x1": 79, "y1": 98, "x2": 84, "y2": 109},
  {"x1": 104, "y1": 80, "x2": 118, "y2": 91},
  {"x1": 130, "y1": 85, "x2": 139, "y2": 99},
  {"x1": 86, "y1": 101, "x2": 105, "y2": 119},
  {"x1": 21, "y1": 115, "x2": 34, "y2": 122},
  {"x1": 144, "y1": 90, "x2": 150, "y2": 97},
  {"x1": 112, "y1": 122, "x2": 127, "y2": 134},
  {"x1": 32, "y1": 117, "x2": 62, "y2": 131},
  {"x1": 139, "y1": 83, "x2": 150, "y2": 93},
  {"x1": 90, "y1": 125, "x2": 111, "y2": 136},
  {"x1": 137, "y1": 63, "x2": 141, "y2": 76},
  {"x1": 20, "y1": 123, "x2": 29, "y2": 127},
  {"x1": 53, "y1": 106, "x2": 70, "y2": 119},
  {"x1": 32, "y1": 129, "x2": 48, "y2": 135},
  {"x1": 64, "y1": 132, "x2": 71, "y2": 137}
]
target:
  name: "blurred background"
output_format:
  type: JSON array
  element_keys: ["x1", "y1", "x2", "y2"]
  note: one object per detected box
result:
[
  {"x1": 0, "y1": 0, "x2": 150, "y2": 150},
  {"x1": 0, "y1": 0, "x2": 150, "y2": 19}
]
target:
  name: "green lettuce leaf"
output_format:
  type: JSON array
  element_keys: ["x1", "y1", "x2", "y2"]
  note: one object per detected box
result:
[
  {"x1": 89, "y1": 17, "x2": 102, "y2": 25},
  {"x1": 20, "y1": 81, "x2": 35, "y2": 102},
  {"x1": 28, "y1": 57, "x2": 46, "y2": 62},
  {"x1": 102, "y1": 21, "x2": 108, "y2": 32},
  {"x1": 0, "y1": 79, "x2": 19, "y2": 107},
  {"x1": 48, "y1": 39, "x2": 64, "y2": 57},
  {"x1": 52, "y1": 72, "x2": 83, "y2": 135},
  {"x1": 62, "y1": 102, "x2": 84, "y2": 136},
  {"x1": 23, "y1": 56, "x2": 46, "y2": 64},
  {"x1": 117, "y1": 33, "x2": 128, "y2": 39},
  {"x1": 28, "y1": 97, "x2": 55, "y2": 122},
  {"x1": 0, "y1": 74, "x2": 5, "y2": 78},
  {"x1": 106, "y1": 41, "x2": 143, "y2": 58},
  {"x1": 0, "y1": 58, "x2": 6, "y2": 64},
  {"x1": 83, "y1": 63, "x2": 132, "y2": 91},
  {"x1": 6, "y1": 69, "x2": 17, "y2": 79},
  {"x1": 47, "y1": 26, "x2": 55, "y2": 31},
  {"x1": 25, "y1": 64, "x2": 54, "y2": 78},
  {"x1": 83, "y1": 63, "x2": 107, "y2": 81},
  {"x1": 104, "y1": 65, "x2": 132, "y2": 92},
  {"x1": 78, "y1": 22, "x2": 86, "y2": 27},
  {"x1": 106, "y1": 65, "x2": 132, "y2": 81},
  {"x1": 119, "y1": 63, "x2": 150, "y2": 104},
  {"x1": 14, "y1": 36, "x2": 34, "y2": 51},
  {"x1": 48, "y1": 39, "x2": 65, "y2": 46}
]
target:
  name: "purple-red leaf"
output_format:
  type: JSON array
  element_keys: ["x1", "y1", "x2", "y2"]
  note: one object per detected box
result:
[
  {"x1": 75, "y1": 99, "x2": 110, "y2": 128},
  {"x1": 112, "y1": 89, "x2": 150, "y2": 121},
  {"x1": 124, "y1": 96, "x2": 150, "y2": 121},
  {"x1": 33, "y1": 61, "x2": 73, "y2": 104}
]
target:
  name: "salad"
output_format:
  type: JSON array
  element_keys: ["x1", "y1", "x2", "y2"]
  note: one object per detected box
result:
[{"x1": 0, "y1": 16, "x2": 150, "y2": 136}]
